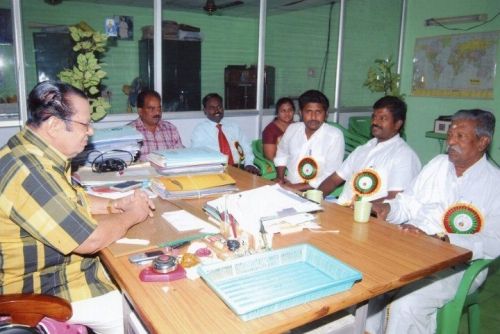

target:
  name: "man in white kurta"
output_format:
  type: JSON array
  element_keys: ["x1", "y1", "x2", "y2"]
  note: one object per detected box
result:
[
  {"x1": 368, "y1": 109, "x2": 500, "y2": 334},
  {"x1": 335, "y1": 134, "x2": 421, "y2": 205},
  {"x1": 274, "y1": 90, "x2": 344, "y2": 191},
  {"x1": 320, "y1": 96, "x2": 420, "y2": 203}
]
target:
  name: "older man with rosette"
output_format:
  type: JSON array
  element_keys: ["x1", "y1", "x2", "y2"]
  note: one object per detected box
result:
[
  {"x1": 318, "y1": 96, "x2": 421, "y2": 205},
  {"x1": 366, "y1": 109, "x2": 500, "y2": 334},
  {"x1": 0, "y1": 81, "x2": 155, "y2": 333}
]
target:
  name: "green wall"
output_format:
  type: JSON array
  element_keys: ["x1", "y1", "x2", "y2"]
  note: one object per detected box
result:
[{"x1": 401, "y1": 0, "x2": 500, "y2": 164}]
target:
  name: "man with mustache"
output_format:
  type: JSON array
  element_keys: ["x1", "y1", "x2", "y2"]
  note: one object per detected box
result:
[
  {"x1": 0, "y1": 81, "x2": 155, "y2": 333},
  {"x1": 367, "y1": 109, "x2": 500, "y2": 334},
  {"x1": 274, "y1": 89, "x2": 344, "y2": 191},
  {"x1": 129, "y1": 89, "x2": 184, "y2": 160},
  {"x1": 318, "y1": 96, "x2": 421, "y2": 205},
  {"x1": 191, "y1": 93, "x2": 260, "y2": 174}
]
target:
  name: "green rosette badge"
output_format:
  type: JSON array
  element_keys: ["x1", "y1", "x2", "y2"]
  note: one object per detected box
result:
[
  {"x1": 298, "y1": 157, "x2": 318, "y2": 182},
  {"x1": 352, "y1": 169, "x2": 381, "y2": 196},
  {"x1": 442, "y1": 203, "x2": 483, "y2": 234}
]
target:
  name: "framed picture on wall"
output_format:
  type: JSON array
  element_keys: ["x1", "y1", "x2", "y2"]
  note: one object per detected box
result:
[
  {"x1": 115, "y1": 15, "x2": 133, "y2": 40},
  {"x1": 105, "y1": 17, "x2": 117, "y2": 37},
  {"x1": 0, "y1": 8, "x2": 13, "y2": 44}
]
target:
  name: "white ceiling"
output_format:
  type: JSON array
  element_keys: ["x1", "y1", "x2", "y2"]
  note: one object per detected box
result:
[{"x1": 61, "y1": 0, "x2": 337, "y2": 17}]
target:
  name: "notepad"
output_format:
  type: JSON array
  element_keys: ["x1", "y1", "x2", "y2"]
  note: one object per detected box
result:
[{"x1": 162, "y1": 210, "x2": 219, "y2": 234}]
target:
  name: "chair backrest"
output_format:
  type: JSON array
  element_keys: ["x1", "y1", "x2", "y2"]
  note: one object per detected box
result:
[
  {"x1": 0, "y1": 294, "x2": 72, "y2": 327},
  {"x1": 251, "y1": 139, "x2": 277, "y2": 180},
  {"x1": 327, "y1": 122, "x2": 368, "y2": 157},
  {"x1": 0, "y1": 294, "x2": 86, "y2": 334},
  {"x1": 348, "y1": 116, "x2": 372, "y2": 141},
  {"x1": 436, "y1": 258, "x2": 494, "y2": 334}
]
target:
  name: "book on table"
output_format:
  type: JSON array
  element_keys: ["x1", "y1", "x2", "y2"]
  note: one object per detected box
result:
[
  {"x1": 148, "y1": 147, "x2": 228, "y2": 168},
  {"x1": 151, "y1": 173, "x2": 237, "y2": 199}
]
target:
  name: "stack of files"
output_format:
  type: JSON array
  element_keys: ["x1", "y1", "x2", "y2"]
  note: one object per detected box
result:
[
  {"x1": 148, "y1": 147, "x2": 228, "y2": 175},
  {"x1": 151, "y1": 173, "x2": 237, "y2": 199},
  {"x1": 72, "y1": 163, "x2": 158, "y2": 187},
  {"x1": 73, "y1": 126, "x2": 142, "y2": 166},
  {"x1": 204, "y1": 184, "x2": 322, "y2": 235}
]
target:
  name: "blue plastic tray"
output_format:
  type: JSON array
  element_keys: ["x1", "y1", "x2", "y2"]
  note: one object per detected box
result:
[{"x1": 198, "y1": 244, "x2": 362, "y2": 321}]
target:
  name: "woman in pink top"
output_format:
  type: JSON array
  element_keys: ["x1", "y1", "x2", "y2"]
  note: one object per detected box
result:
[{"x1": 262, "y1": 97, "x2": 295, "y2": 161}]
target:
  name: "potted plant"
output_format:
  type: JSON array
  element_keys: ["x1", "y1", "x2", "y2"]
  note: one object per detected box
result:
[
  {"x1": 363, "y1": 56, "x2": 404, "y2": 99},
  {"x1": 58, "y1": 23, "x2": 110, "y2": 121}
]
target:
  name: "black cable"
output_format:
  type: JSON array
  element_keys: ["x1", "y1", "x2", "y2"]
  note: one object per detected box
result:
[
  {"x1": 91, "y1": 149, "x2": 134, "y2": 173},
  {"x1": 318, "y1": 2, "x2": 335, "y2": 91},
  {"x1": 428, "y1": 12, "x2": 500, "y2": 31}
]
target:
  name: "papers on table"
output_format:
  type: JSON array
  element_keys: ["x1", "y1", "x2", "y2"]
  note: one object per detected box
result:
[
  {"x1": 162, "y1": 210, "x2": 219, "y2": 234},
  {"x1": 204, "y1": 184, "x2": 322, "y2": 234},
  {"x1": 149, "y1": 147, "x2": 227, "y2": 168},
  {"x1": 148, "y1": 147, "x2": 227, "y2": 175},
  {"x1": 262, "y1": 213, "x2": 320, "y2": 234}
]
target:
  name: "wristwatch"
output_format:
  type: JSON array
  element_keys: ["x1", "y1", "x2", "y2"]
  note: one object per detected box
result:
[{"x1": 437, "y1": 232, "x2": 449, "y2": 242}]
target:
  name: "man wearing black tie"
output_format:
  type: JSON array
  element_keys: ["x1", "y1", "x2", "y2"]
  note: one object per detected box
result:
[{"x1": 191, "y1": 93, "x2": 260, "y2": 174}]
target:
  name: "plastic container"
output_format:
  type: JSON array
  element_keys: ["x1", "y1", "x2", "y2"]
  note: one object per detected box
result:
[{"x1": 198, "y1": 244, "x2": 362, "y2": 321}]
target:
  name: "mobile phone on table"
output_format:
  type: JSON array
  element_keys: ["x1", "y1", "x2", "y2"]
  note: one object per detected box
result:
[
  {"x1": 128, "y1": 249, "x2": 165, "y2": 264},
  {"x1": 110, "y1": 180, "x2": 142, "y2": 192}
]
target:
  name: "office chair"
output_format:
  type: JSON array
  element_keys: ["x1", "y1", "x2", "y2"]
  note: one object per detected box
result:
[
  {"x1": 252, "y1": 139, "x2": 277, "y2": 180},
  {"x1": 436, "y1": 258, "x2": 494, "y2": 334},
  {"x1": 0, "y1": 294, "x2": 87, "y2": 334}
]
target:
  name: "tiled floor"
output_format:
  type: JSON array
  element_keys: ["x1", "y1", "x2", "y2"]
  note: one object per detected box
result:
[{"x1": 460, "y1": 260, "x2": 500, "y2": 333}]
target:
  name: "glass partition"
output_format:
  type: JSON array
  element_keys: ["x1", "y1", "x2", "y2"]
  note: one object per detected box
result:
[
  {"x1": 0, "y1": 1, "x2": 20, "y2": 123},
  {"x1": 341, "y1": 0, "x2": 403, "y2": 106},
  {"x1": 160, "y1": 4, "x2": 260, "y2": 111},
  {"x1": 265, "y1": 0, "x2": 403, "y2": 109},
  {"x1": 21, "y1": 0, "x2": 154, "y2": 115},
  {"x1": 8, "y1": 0, "x2": 402, "y2": 120},
  {"x1": 266, "y1": 3, "x2": 340, "y2": 108}
]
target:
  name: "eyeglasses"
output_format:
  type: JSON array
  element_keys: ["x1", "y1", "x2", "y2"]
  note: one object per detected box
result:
[
  {"x1": 206, "y1": 105, "x2": 223, "y2": 112},
  {"x1": 61, "y1": 118, "x2": 93, "y2": 131},
  {"x1": 144, "y1": 106, "x2": 162, "y2": 112}
]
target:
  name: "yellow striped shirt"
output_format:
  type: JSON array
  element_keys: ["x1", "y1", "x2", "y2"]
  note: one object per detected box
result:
[{"x1": 0, "y1": 128, "x2": 115, "y2": 301}]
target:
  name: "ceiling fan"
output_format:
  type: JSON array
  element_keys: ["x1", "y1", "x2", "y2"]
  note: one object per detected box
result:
[{"x1": 203, "y1": 0, "x2": 244, "y2": 15}]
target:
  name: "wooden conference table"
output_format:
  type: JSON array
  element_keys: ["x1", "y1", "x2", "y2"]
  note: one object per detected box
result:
[{"x1": 99, "y1": 167, "x2": 472, "y2": 334}]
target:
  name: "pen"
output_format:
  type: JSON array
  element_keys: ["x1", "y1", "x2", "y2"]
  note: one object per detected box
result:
[
  {"x1": 229, "y1": 214, "x2": 238, "y2": 239},
  {"x1": 170, "y1": 240, "x2": 190, "y2": 249}
]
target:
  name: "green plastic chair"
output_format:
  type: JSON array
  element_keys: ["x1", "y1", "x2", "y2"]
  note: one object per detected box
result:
[
  {"x1": 327, "y1": 122, "x2": 368, "y2": 158},
  {"x1": 436, "y1": 258, "x2": 494, "y2": 334},
  {"x1": 252, "y1": 139, "x2": 277, "y2": 180},
  {"x1": 348, "y1": 116, "x2": 372, "y2": 141}
]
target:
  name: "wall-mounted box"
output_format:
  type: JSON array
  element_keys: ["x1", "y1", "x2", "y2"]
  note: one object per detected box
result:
[{"x1": 434, "y1": 115, "x2": 452, "y2": 134}]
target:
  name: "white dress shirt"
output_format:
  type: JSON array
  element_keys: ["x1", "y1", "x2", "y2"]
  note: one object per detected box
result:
[
  {"x1": 191, "y1": 119, "x2": 255, "y2": 166},
  {"x1": 274, "y1": 122, "x2": 344, "y2": 188},
  {"x1": 387, "y1": 154, "x2": 500, "y2": 260},
  {"x1": 337, "y1": 134, "x2": 421, "y2": 205}
]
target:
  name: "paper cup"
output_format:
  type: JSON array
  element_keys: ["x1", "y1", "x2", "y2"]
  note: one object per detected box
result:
[
  {"x1": 304, "y1": 189, "x2": 323, "y2": 204},
  {"x1": 354, "y1": 201, "x2": 372, "y2": 223}
]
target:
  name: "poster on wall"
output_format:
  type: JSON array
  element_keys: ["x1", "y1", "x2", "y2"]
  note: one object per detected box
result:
[
  {"x1": 411, "y1": 30, "x2": 499, "y2": 99},
  {"x1": 115, "y1": 16, "x2": 133, "y2": 40}
]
